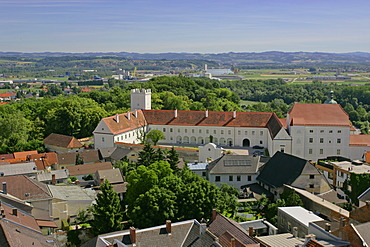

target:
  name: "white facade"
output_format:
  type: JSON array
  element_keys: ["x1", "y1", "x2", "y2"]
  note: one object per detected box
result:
[
  {"x1": 130, "y1": 88, "x2": 151, "y2": 111},
  {"x1": 208, "y1": 173, "x2": 258, "y2": 189},
  {"x1": 198, "y1": 143, "x2": 224, "y2": 163}
]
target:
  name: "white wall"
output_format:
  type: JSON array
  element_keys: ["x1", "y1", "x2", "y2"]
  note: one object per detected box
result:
[{"x1": 208, "y1": 174, "x2": 257, "y2": 189}]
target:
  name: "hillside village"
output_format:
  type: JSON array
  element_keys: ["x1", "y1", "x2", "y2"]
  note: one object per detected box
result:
[{"x1": 0, "y1": 84, "x2": 369, "y2": 247}]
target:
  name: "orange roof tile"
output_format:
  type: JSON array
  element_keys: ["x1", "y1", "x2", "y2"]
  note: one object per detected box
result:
[
  {"x1": 67, "y1": 162, "x2": 112, "y2": 176},
  {"x1": 0, "y1": 93, "x2": 16, "y2": 98},
  {"x1": 279, "y1": 118, "x2": 287, "y2": 129},
  {"x1": 289, "y1": 103, "x2": 350, "y2": 127},
  {"x1": 27, "y1": 152, "x2": 58, "y2": 170},
  {"x1": 350, "y1": 135, "x2": 370, "y2": 147},
  {"x1": 101, "y1": 110, "x2": 147, "y2": 135},
  {"x1": 0, "y1": 102, "x2": 10, "y2": 105},
  {"x1": 13, "y1": 151, "x2": 38, "y2": 160},
  {"x1": 366, "y1": 152, "x2": 370, "y2": 163}
]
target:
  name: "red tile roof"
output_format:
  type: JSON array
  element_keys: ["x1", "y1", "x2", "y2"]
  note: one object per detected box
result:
[
  {"x1": 27, "y1": 153, "x2": 58, "y2": 170},
  {"x1": 0, "y1": 93, "x2": 16, "y2": 98},
  {"x1": 13, "y1": 151, "x2": 38, "y2": 160},
  {"x1": 43, "y1": 133, "x2": 82, "y2": 148},
  {"x1": 0, "y1": 175, "x2": 52, "y2": 201},
  {"x1": 0, "y1": 154, "x2": 15, "y2": 161},
  {"x1": 279, "y1": 118, "x2": 287, "y2": 129},
  {"x1": 289, "y1": 103, "x2": 350, "y2": 127},
  {"x1": 0, "y1": 102, "x2": 10, "y2": 105},
  {"x1": 67, "y1": 162, "x2": 112, "y2": 176},
  {"x1": 0, "y1": 201, "x2": 41, "y2": 232},
  {"x1": 57, "y1": 150, "x2": 100, "y2": 165},
  {"x1": 350, "y1": 135, "x2": 370, "y2": 147},
  {"x1": 36, "y1": 220, "x2": 58, "y2": 228},
  {"x1": 100, "y1": 110, "x2": 147, "y2": 135}
]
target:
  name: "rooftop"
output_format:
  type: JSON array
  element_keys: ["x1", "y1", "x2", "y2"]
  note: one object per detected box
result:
[
  {"x1": 331, "y1": 161, "x2": 370, "y2": 174},
  {"x1": 257, "y1": 233, "x2": 304, "y2": 247},
  {"x1": 207, "y1": 154, "x2": 260, "y2": 174},
  {"x1": 349, "y1": 135, "x2": 370, "y2": 147},
  {"x1": 278, "y1": 206, "x2": 323, "y2": 227},
  {"x1": 67, "y1": 162, "x2": 112, "y2": 176},
  {"x1": 288, "y1": 103, "x2": 350, "y2": 127},
  {"x1": 43, "y1": 133, "x2": 82, "y2": 148},
  {"x1": 0, "y1": 162, "x2": 38, "y2": 176}
]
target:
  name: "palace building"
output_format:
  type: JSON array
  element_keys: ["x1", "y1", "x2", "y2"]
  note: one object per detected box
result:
[{"x1": 93, "y1": 89, "x2": 370, "y2": 161}]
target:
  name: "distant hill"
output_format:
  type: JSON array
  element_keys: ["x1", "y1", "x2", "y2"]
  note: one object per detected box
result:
[{"x1": 0, "y1": 51, "x2": 369, "y2": 65}]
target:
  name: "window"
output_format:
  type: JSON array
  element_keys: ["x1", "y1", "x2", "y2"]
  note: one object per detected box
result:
[
  {"x1": 238, "y1": 131, "x2": 241, "y2": 135},
  {"x1": 170, "y1": 128, "x2": 173, "y2": 132},
  {"x1": 329, "y1": 130, "x2": 333, "y2": 133},
  {"x1": 237, "y1": 175, "x2": 241, "y2": 181},
  {"x1": 215, "y1": 176, "x2": 221, "y2": 182},
  {"x1": 309, "y1": 138, "x2": 313, "y2": 143},
  {"x1": 185, "y1": 129, "x2": 187, "y2": 133},
  {"x1": 121, "y1": 136, "x2": 123, "y2": 140},
  {"x1": 228, "y1": 130, "x2": 231, "y2": 135},
  {"x1": 206, "y1": 130, "x2": 209, "y2": 134},
  {"x1": 320, "y1": 149, "x2": 323, "y2": 154},
  {"x1": 309, "y1": 175, "x2": 315, "y2": 179},
  {"x1": 320, "y1": 138, "x2": 324, "y2": 143},
  {"x1": 260, "y1": 131, "x2": 263, "y2": 136},
  {"x1": 260, "y1": 140, "x2": 263, "y2": 144},
  {"x1": 125, "y1": 134, "x2": 127, "y2": 139},
  {"x1": 192, "y1": 129, "x2": 194, "y2": 133},
  {"x1": 248, "y1": 175, "x2": 252, "y2": 181},
  {"x1": 229, "y1": 176, "x2": 233, "y2": 181},
  {"x1": 202, "y1": 172, "x2": 206, "y2": 177},
  {"x1": 221, "y1": 130, "x2": 224, "y2": 134},
  {"x1": 102, "y1": 137, "x2": 105, "y2": 142},
  {"x1": 178, "y1": 129, "x2": 180, "y2": 133},
  {"x1": 245, "y1": 131, "x2": 248, "y2": 135},
  {"x1": 102, "y1": 127, "x2": 104, "y2": 131},
  {"x1": 128, "y1": 133, "x2": 130, "y2": 138},
  {"x1": 337, "y1": 149, "x2": 341, "y2": 155},
  {"x1": 163, "y1": 128, "x2": 166, "y2": 132},
  {"x1": 338, "y1": 130, "x2": 341, "y2": 133},
  {"x1": 214, "y1": 130, "x2": 216, "y2": 134},
  {"x1": 320, "y1": 130, "x2": 324, "y2": 133},
  {"x1": 199, "y1": 129, "x2": 202, "y2": 133},
  {"x1": 337, "y1": 139, "x2": 341, "y2": 144},
  {"x1": 309, "y1": 149, "x2": 313, "y2": 154},
  {"x1": 309, "y1": 184, "x2": 314, "y2": 188},
  {"x1": 252, "y1": 131, "x2": 255, "y2": 135},
  {"x1": 309, "y1": 130, "x2": 313, "y2": 133}
]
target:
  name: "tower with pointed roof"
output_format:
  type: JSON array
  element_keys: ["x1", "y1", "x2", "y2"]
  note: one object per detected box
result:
[{"x1": 324, "y1": 90, "x2": 337, "y2": 104}]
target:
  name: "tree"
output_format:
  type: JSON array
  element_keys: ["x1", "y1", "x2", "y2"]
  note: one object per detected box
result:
[
  {"x1": 75, "y1": 153, "x2": 84, "y2": 165},
  {"x1": 137, "y1": 143, "x2": 158, "y2": 167},
  {"x1": 146, "y1": 129, "x2": 165, "y2": 145},
  {"x1": 91, "y1": 179, "x2": 123, "y2": 235},
  {"x1": 167, "y1": 147, "x2": 180, "y2": 171}
]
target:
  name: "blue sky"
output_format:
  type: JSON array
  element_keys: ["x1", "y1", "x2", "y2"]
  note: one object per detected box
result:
[{"x1": 1, "y1": 0, "x2": 369, "y2": 53}]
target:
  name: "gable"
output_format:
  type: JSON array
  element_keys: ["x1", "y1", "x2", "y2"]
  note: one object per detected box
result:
[
  {"x1": 273, "y1": 128, "x2": 292, "y2": 140},
  {"x1": 257, "y1": 152, "x2": 307, "y2": 188}
]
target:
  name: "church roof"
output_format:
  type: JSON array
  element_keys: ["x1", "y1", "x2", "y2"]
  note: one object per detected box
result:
[{"x1": 288, "y1": 103, "x2": 350, "y2": 127}]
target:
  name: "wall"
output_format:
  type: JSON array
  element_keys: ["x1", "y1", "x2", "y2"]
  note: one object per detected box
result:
[
  {"x1": 208, "y1": 173, "x2": 257, "y2": 189},
  {"x1": 277, "y1": 208, "x2": 309, "y2": 238}
]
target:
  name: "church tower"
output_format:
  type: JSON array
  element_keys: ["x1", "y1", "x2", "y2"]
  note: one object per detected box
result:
[
  {"x1": 324, "y1": 90, "x2": 337, "y2": 104},
  {"x1": 130, "y1": 89, "x2": 151, "y2": 111}
]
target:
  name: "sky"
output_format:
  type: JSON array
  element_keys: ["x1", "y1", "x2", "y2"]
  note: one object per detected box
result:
[{"x1": 0, "y1": 0, "x2": 369, "y2": 53}]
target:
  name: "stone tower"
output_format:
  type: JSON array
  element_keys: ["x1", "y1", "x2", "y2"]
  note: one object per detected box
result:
[{"x1": 130, "y1": 89, "x2": 151, "y2": 111}]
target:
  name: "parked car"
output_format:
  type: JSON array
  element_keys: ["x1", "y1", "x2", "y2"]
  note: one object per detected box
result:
[
  {"x1": 252, "y1": 145, "x2": 264, "y2": 149},
  {"x1": 253, "y1": 150, "x2": 264, "y2": 156}
]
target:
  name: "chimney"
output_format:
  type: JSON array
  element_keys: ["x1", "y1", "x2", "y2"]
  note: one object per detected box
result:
[
  {"x1": 135, "y1": 109, "x2": 138, "y2": 117},
  {"x1": 127, "y1": 111, "x2": 131, "y2": 120},
  {"x1": 230, "y1": 238, "x2": 236, "y2": 247},
  {"x1": 130, "y1": 227, "x2": 136, "y2": 244},
  {"x1": 205, "y1": 109, "x2": 209, "y2": 118},
  {"x1": 12, "y1": 208, "x2": 17, "y2": 217},
  {"x1": 2, "y1": 182, "x2": 6, "y2": 194},
  {"x1": 233, "y1": 110, "x2": 236, "y2": 119},
  {"x1": 325, "y1": 223, "x2": 331, "y2": 232},
  {"x1": 212, "y1": 209, "x2": 217, "y2": 221},
  {"x1": 115, "y1": 114, "x2": 119, "y2": 123},
  {"x1": 174, "y1": 109, "x2": 178, "y2": 118},
  {"x1": 51, "y1": 174, "x2": 56, "y2": 185},
  {"x1": 249, "y1": 227, "x2": 254, "y2": 237},
  {"x1": 166, "y1": 220, "x2": 172, "y2": 234}
]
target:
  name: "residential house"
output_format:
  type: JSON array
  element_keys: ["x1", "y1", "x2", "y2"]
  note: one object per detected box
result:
[
  {"x1": 57, "y1": 150, "x2": 100, "y2": 169},
  {"x1": 0, "y1": 201, "x2": 58, "y2": 246},
  {"x1": 47, "y1": 185, "x2": 96, "y2": 228},
  {"x1": 0, "y1": 175, "x2": 53, "y2": 222},
  {"x1": 43, "y1": 133, "x2": 83, "y2": 153},
  {"x1": 207, "y1": 154, "x2": 261, "y2": 189},
  {"x1": 67, "y1": 162, "x2": 113, "y2": 181},
  {"x1": 277, "y1": 206, "x2": 324, "y2": 237},
  {"x1": 27, "y1": 152, "x2": 58, "y2": 171},
  {"x1": 95, "y1": 169, "x2": 126, "y2": 199},
  {"x1": 187, "y1": 162, "x2": 208, "y2": 179},
  {"x1": 13, "y1": 150, "x2": 38, "y2": 160},
  {"x1": 0, "y1": 162, "x2": 38, "y2": 177},
  {"x1": 36, "y1": 170, "x2": 69, "y2": 185},
  {"x1": 256, "y1": 152, "x2": 331, "y2": 199},
  {"x1": 339, "y1": 221, "x2": 370, "y2": 247},
  {"x1": 0, "y1": 92, "x2": 16, "y2": 101}
]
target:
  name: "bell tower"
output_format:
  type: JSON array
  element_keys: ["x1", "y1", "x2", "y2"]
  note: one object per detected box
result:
[{"x1": 130, "y1": 89, "x2": 152, "y2": 111}]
